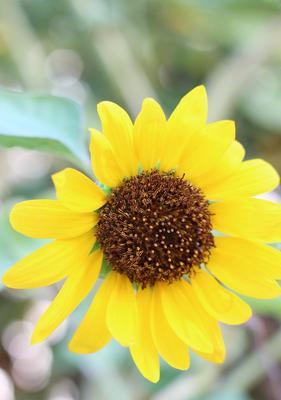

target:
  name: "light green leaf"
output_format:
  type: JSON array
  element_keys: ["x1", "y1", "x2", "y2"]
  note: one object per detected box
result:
[{"x1": 0, "y1": 89, "x2": 88, "y2": 163}]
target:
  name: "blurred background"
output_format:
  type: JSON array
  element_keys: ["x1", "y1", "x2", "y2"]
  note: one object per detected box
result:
[{"x1": 0, "y1": 0, "x2": 281, "y2": 399}]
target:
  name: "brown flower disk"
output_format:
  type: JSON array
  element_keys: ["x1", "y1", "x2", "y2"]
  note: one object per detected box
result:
[{"x1": 96, "y1": 170, "x2": 214, "y2": 287}]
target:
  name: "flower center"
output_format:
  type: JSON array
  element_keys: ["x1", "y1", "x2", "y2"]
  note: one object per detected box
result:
[{"x1": 96, "y1": 170, "x2": 214, "y2": 287}]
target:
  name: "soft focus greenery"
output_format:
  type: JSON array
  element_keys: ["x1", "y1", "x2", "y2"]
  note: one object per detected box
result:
[{"x1": 0, "y1": 1, "x2": 281, "y2": 399}]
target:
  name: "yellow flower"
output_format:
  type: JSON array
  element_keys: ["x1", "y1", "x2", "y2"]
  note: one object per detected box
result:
[{"x1": 3, "y1": 86, "x2": 281, "y2": 383}]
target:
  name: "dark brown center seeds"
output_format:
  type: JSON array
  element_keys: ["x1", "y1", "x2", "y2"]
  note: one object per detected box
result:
[{"x1": 96, "y1": 170, "x2": 214, "y2": 287}]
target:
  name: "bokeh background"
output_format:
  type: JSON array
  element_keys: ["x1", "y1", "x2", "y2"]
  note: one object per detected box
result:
[{"x1": 0, "y1": 0, "x2": 281, "y2": 399}]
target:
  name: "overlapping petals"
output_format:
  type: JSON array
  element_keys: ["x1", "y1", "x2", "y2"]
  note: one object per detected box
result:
[
  {"x1": 203, "y1": 159, "x2": 279, "y2": 200},
  {"x1": 3, "y1": 232, "x2": 95, "y2": 289},
  {"x1": 178, "y1": 120, "x2": 235, "y2": 182},
  {"x1": 70, "y1": 277, "x2": 224, "y2": 381},
  {"x1": 130, "y1": 287, "x2": 160, "y2": 383},
  {"x1": 69, "y1": 273, "x2": 114, "y2": 354},
  {"x1": 89, "y1": 128, "x2": 124, "y2": 187},
  {"x1": 52, "y1": 168, "x2": 106, "y2": 212},
  {"x1": 32, "y1": 249, "x2": 103, "y2": 344},
  {"x1": 133, "y1": 98, "x2": 166, "y2": 171},
  {"x1": 210, "y1": 198, "x2": 281, "y2": 242},
  {"x1": 207, "y1": 238, "x2": 281, "y2": 299},
  {"x1": 192, "y1": 270, "x2": 252, "y2": 325},
  {"x1": 97, "y1": 101, "x2": 138, "y2": 177},
  {"x1": 161, "y1": 85, "x2": 208, "y2": 171}
]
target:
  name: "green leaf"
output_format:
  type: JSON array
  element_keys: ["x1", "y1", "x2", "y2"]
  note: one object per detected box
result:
[
  {"x1": 100, "y1": 257, "x2": 111, "y2": 278},
  {"x1": 91, "y1": 241, "x2": 101, "y2": 253},
  {"x1": 0, "y1": 89, "x2": 88, "y2": 163}
]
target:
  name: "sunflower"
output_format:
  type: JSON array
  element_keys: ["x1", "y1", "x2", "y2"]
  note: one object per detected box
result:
[{"x1": 3, "y1": 86, "x2": 281, "y2": 383}]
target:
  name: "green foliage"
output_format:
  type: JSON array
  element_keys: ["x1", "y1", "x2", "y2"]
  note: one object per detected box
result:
[{"x1": 0, "y1": 90, "x2": 88, "y2": 163}]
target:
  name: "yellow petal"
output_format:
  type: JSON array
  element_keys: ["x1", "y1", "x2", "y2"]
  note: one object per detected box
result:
[
  {"x1": 159, "y1": 281, "x2": 213, "y2": 353},
  {"x1": 204, "y1": 159, "x2": 280, "y2": 200},
  {"x1": 210, "y1": 198, "x2": 281, "y2": 243},
  {"x1": 214, "y1": 237, "x2": 281, "y2": 279},
  {"x1": 97, "y1": 101, "x2": 138, "y2": 177},
  {"x1": 3, "y1": 232, "x2": 95, "y2": 289},
  {"x1": 199, "y1": 140, "x2": 245, "y2": 189},
  {"x1": 89, "y1": 128, "x2": 124, "y2": 187},
  {"x1": 178, "y1": 120, "x2": 235, "y2": 182},
  {"x1": 32, "y1": 250, "x2": 103, "y2": 344},
  {"x1": 133, "y1": 98, "x2": 167, "y2": 171},
  {"x1": 192, "y1": 270, "x2": 252, "y2": 325},
  {"x1": 194, "y1": 318, "x2": 225, "y2": 364},
  {"x1": 151, "y1": 285, "x2": 190, "y2": 370},
  {"x1": 69, "y1": 273, "x2": 115, "y2": 354},
  {"x1": 106, "y1": 272, "x2": 137, "y2": 346},
  {"x1": 130, "y1": 287, "x2": 160, "y2": 383},
  {"x1": 208, "y1": 237, "x2": 281, "y2": 298},
  {"x1": 52, "y1": 168, "x2": 106, "y2": 212},
  {"x1": 161, "y1": 86, "x2": 208, "y2": 171},
  {"x1": 169, "y1": 85, "x2": 208, "y2": 128},
  {"x1": 135, "y1": 98, "x2": 166, "y2": 123},
  {"x1": 10, "y1": 200, "x2": 96, "y2": 239},
  {"x1": 181, "y1": 281, "x2": 226, "y2": 363},
  {"x1": 181, "y1": 280, "x2": 225, "y2": 349}
]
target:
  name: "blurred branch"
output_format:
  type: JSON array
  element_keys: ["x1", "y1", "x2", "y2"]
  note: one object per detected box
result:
[
  {"x1": 221, "y1": 325, "x2": 281, "y2": 392},
  {"x1": 207, "y1": 15, "x2": 281, "y2": 121},
  {"x1": 68, "y1": 0, "x2": 157, "y2": 116},
  {"x1": 0, "y1": 0, "x2": 48, "y2": 89},
  {"x1": 247, "y1": 317, "x2": 281, "y2": 400}
]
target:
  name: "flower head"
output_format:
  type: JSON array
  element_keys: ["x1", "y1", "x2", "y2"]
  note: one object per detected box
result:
[{"x1": 3, "y1": 86, "x2": 281, "y2": 382}]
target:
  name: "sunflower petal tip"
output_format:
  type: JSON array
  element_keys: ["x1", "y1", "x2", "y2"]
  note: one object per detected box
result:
[
  {"x1": 51, "y1": 169, "x2": 65, "y2": 186},
  {"x1": 68, "y1": 339, "x2": 78, "y2": 353},
  {"x1": 138, "y1": 369, "x2": 160, "y2": 384},
  {"x1": 223, "y1": 119, "x2": 235, "y2": 130},
  {"x1": 9, "y1": 205, "x2": 20, "y2": 232},
  {"x1": 197, "y1": 84, "x2": 206, "y2": 90},
  {"x1": 2, "y1": 273, "x2": 10, "y2": 287},
  {"x1": 142, "y1": 97, "x2": 157, "y2": 106},
  {"x1": 30, "y1": 331, "x2": 42, "y2": 345},
  {"x1": 88, "y1": 128, "x2": 101, "y2": 139},
  {"x1": 246, "y1": 307, "x2": 253, "y2": 321},
  {"x1": 148, "y1": 372, "x2": 160, "y2": 384},
  {"x1": 1, "y1": 272, "x2": 16, "y2": 288},
  {"x1": 68, "y1": 337, "x2": 87, "y2": 354},
  {"x1": 193, "y1": 84, "x2": 207, "y2": 96},
  {"x1": 97, "y1": 101, "x2": 114, "y2": 114},
  {"x1": 179, "y1": 363, "x2": 190, "y2": 371}
]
